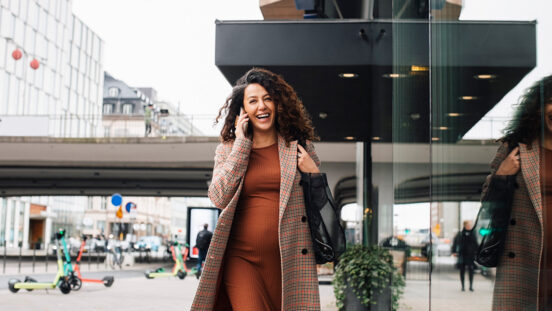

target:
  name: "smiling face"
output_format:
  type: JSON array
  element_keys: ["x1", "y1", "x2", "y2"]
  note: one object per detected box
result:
[{"x1": 243, "y1": 83, "x2": 277, "y2": 135}]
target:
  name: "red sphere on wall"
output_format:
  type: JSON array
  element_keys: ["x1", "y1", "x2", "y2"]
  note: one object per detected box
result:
[
  {"x1": 12, "y1": 49, "x2": 22, "y2": 60},
  {"x1": 30, "y1": 59, "x2": 39, "y2": 70}
]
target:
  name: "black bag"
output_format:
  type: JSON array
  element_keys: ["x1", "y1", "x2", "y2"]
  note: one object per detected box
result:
[
  {"x1": 300, "y1": 172, "x2": 347, "y2": 264},
  {"x1": 473, "y1": 143, "x2": 518, "y2": 267}
]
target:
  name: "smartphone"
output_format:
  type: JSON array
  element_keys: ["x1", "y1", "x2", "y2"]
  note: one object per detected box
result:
[{"x1": 240, "y1": 108, "x2": 248, "y2": 133}]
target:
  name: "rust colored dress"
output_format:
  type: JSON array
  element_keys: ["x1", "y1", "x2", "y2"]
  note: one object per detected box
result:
[{"x1": 222, "y1": 142, "x2": 282, "y2": 311}]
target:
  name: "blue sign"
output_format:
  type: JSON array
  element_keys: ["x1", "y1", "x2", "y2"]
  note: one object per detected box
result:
[
  {"x1": 125, "y1": 202, "x2": 136, "y2": 213},
  {"x1": 111, "y1": 193, "x2": 122, "y2": 206}
]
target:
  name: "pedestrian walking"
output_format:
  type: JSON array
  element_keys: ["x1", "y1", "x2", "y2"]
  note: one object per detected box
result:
[
  {"x1": 452, "y1": 220, "x2": 478, "y2": 292},
  {"x1": 195, "y1": 223, "x2": 212, "y2": 278},
  {"x1": 191, "y1": 68, "x2": 322, "y2": 310}
]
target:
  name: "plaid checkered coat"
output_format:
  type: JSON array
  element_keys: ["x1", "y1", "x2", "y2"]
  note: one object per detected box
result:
[
  {"x1": 482, "y1": 141, "x2": 543, "y2": 310},
  {"x1": 191, "y1": 136, "x2": 321, "y2": 311}
]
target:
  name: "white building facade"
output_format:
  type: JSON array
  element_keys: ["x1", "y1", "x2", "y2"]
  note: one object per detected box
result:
[{"x1": 0, "y1": 0, "x2": 104, "y2": 249}]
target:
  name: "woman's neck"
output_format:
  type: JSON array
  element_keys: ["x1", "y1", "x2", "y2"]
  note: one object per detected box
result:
[{"x1": 252, "y1": 130, "x2": 277, "y2": 148}]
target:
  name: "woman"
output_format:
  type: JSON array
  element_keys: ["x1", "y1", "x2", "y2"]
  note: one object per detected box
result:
[
  {"x1": 191, "y1": 68, "x2": 321, "y2": 310},
  {"x1": 482, "y1": 74, "x2": 552, "y2": 310}
]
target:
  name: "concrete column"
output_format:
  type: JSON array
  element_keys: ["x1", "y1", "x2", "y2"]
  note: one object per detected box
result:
[
  {"x1": 360, "y1": 0, "x2": 374, "y2": 19},
  {"x1": 355, "y1": 142, "x2": 364, "y2": 245},
  {"x1": 4, "y1": 200, "x2": 13, "y2": 246},
  {"x1": 13, "y1": 200, "x2": 21, "y2": 246},
  {"x1": 22, "y1": 201, "x2": 30, "y2": 249},
  {"x1": 44, "y1": 213, "x2": 52, "y2": 250}
]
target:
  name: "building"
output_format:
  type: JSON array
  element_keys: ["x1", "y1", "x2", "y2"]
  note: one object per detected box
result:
[
  {"x1": 102, "y1": 72, "x2": 154, "y2": 137},
  {"x1": 0, "y1": 0, "x2": 104, "y2": 248},
  {"x1": 103, "y1": 72, "x2": 203, "y2": 137}
]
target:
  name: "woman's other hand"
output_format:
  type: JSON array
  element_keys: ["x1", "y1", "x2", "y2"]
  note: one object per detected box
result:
[
  {"x1": 297, "y1": 144, "x2": 320, "y2": 173},
  {"x1": 496, "y1": 146, "x2": 520, "y2": 176},
  {"x1": 234, "y1": 109, "x2": 249, "y2": 139}
]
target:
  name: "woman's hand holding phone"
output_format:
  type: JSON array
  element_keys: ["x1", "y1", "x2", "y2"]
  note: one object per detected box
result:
[{"x1": 235, "y1": 108, "x2": 249, "y2": 139}]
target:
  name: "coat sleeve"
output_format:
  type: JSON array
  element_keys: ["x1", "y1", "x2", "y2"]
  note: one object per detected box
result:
[
  {"x1": 305, "y1": 140, "x2": 321, "y2": 168},
  {"x1": 208, "y1": 137, "x2": 253, "y2": 209},
  {"x1": 480, "y1": 142, "x2": 511, "y2": 201}
]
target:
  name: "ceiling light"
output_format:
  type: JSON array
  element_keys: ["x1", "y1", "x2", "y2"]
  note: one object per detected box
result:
[
  {"x1": 437, "y1": 126, "x2": 448, "y2": 130},
  {"x1": 410, "y1": 65, "x2": 429, "y2": 72},
  {"x1": 382, "y1": 73, "x2": 408, "y2": 79},
  {"x1": 447, "y1": 113, "x2": 462, "y2": 117},
  {"x1": 431, "y1": 137, "x2": 440, "y2": 141},
  {"x1": 339, "y1": 73, "x2": 358, "y2": 79},
  {"x1": 474, "y1": 74, "x2": 496, "y2": 80},
  {"x1": 344, "y1": 136, "x2": 355, "y2": 140},
  {"x1": 319, "y1": 112, "x2": 328, "y2": 119},
  {"x1": 410, "y1": 113, "x2": 421, "y2": 120},
  {"x1": 372, "y1": 136, "x2": 381, "y2": 141},
  {"x1": 459, "y1": 96, "x2": 478, "y2": 100}
]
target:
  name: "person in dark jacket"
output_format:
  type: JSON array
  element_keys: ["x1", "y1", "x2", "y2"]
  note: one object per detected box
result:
[
  {"x1": 195, "y1": 223, "x2": 213, "y2": 278},
  {"x1": 452, "y1": 220, "x2": 479, "y2": 291}
]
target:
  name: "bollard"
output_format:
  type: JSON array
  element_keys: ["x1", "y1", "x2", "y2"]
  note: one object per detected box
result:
[
  {"x1": 88, "y1": 247, "x2": 91, "y2": 270},
  {"x1": 18, "y1": 242, "x2": 22, "y2": 273},
  {"x1": 32, "y1": 247, "x2": 36, "y2": 272}
]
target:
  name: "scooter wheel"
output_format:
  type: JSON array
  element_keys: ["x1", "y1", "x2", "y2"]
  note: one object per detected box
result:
[
  {"x1": 144, "y1": 270, "x2": 153, "y2": 279},
  {"x1": 8, "y1": 279, "x2": 20, "y2": 293},
  {"x1": 103, "y1": 276, "x2": 114, "y2": 287},
  {"x1": 70, "y1": 275, "x2": 82, "y2": 291},
  {"x1": 24, "y1": 277, "x2": 37, "y2": 291},
  {"x1": 177, "y1": 270, "x2": 187, "y2": 280},
  {"x1": 58, "y1": 279, "x2": 71, "y2": 294}
]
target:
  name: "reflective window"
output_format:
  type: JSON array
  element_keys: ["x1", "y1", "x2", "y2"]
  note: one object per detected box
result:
[
  {"x1": 108, "y1": 87, "x2": 119, "y2": 97},
  {"x1": 103, "y1": 103, "x2": 113, "y2": 114},
  {"x1": 122, "y1": 103, "x2": 134, "y2": 115}
]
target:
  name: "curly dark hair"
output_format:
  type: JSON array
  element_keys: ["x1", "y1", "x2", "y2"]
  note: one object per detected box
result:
[
  {"x1": 502, "y1": 74, "x2": 552, "y2": 145},
  {"x1": 215, "y1": 68, "x2": 319, "y2": 144}
]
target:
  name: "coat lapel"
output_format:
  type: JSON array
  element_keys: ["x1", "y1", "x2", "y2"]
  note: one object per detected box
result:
[
  {"x1": 278, "y1": 136, "x2": 297, "y2": 219},
  {"x1": 520, "y1": 141, "x2": 543, "y2": 226}
]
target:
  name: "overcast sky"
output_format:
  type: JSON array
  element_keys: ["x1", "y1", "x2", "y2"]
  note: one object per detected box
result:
[
  {"x1": 72, "y1": 0, "x2": 552, "y2": 139},
  {"x1": 72, "y1": 0, "x2": 262, "y2": 119}
]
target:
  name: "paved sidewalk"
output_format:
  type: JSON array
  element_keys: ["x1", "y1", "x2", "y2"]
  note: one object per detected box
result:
[{"x1": 1, "y1": 270, "x2": 338, "y2": 311}]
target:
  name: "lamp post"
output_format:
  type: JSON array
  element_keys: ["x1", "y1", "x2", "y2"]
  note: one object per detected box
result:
[{"x1": 5, "y1": 37, "x2": 47, "y2": 115}]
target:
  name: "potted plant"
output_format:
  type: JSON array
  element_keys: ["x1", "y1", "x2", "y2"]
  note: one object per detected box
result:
[{"x1": 333, "y1": 245, "x2": 405, "y2": 311}]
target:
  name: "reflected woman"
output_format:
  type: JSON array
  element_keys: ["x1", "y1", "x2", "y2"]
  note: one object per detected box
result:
[
  {"x1": 191, "y1": 68, "x2": 322, "y2": 310},
  {"x1": 482, "y1": 74, "x2": 552, "y2": 310}
]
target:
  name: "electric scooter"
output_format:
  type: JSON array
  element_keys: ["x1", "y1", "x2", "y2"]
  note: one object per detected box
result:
[
  {"x1": 145, "y1": 241, "x2": 187, "y2": 279},
  {"x1": 59, "y1": 231, "x2": 82, "y2": 290},
  {"x1": 73, "y1": 235, "x2": 114, "y2": 287},
  {"x1": 8, "y1": 229, "x2": 73, "y2": 294}
]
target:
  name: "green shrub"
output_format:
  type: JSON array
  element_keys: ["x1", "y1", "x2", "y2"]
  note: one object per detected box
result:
[{"x1": 333, "y1": 245, "x2": 405, "y2": 310}]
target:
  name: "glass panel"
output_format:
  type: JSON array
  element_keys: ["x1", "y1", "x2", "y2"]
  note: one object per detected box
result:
[
  {"x1": 38, "y1": 7, "x2": 47, "y2": 35},
  {"x1": 428, "y1": 0, "x2": 543, "y2": 310}
]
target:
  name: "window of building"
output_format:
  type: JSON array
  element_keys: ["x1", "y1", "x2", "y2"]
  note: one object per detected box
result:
[
  {"x1": 103, "y1": 103, "x2": 113, "y2": 114},
  {"x1": 108, "y1": 87, "x2": 119, "y2": 97},
  {"x1": 122, "y1": 103, "x2": 134, "y2": 115}
]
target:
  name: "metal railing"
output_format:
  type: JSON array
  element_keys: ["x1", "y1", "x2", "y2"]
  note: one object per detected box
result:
[
  {"x1": 0, "y1": 114, "x2": 511, "y2": 140},
  {"x1": 0, "y1": 114, "x2": 221, "y2": 138}
]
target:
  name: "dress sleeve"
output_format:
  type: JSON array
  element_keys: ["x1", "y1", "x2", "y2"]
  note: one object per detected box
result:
[{"x1": 208, "y1": 137, "x2": 253, "y2": 209}]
